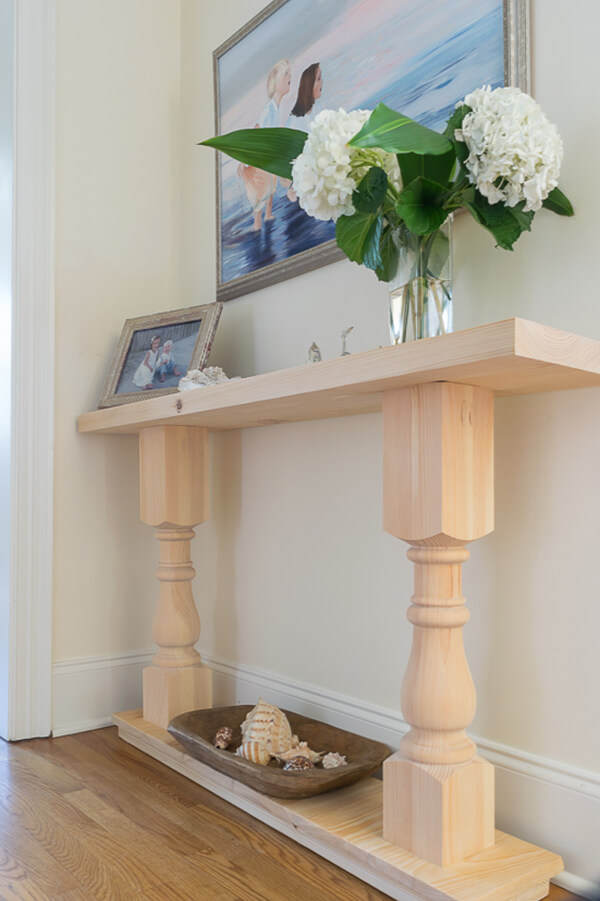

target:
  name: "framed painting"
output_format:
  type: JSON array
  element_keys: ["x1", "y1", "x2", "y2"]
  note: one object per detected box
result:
[
  {"x1": 98, "y1": 303, "x2": 222, "y2": 408},
  {"x1": 213, "y1": 0, "x2": 529, "y2": 301}
]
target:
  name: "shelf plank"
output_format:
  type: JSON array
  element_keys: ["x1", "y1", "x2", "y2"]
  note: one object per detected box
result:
[
  {"x1": 114, "y1": 710, "x2": 562, "y2": 901},
  {"x1": 79, "y1": 319, "x2": 600, "y2": 435}
]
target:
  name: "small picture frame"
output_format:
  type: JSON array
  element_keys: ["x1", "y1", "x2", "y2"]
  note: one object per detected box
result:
[{"x1": 98, "y1": 303, "x2": 223, "y2": 408}]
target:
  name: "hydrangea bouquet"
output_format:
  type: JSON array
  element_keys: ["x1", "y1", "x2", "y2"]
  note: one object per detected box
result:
[{"x1": 202, "y1": 86, "x2": 572, "y2": 342}]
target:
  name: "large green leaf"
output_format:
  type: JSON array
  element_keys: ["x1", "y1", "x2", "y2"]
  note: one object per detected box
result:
[
  {"x1": 352, "y1": 167, "x2": 388, "y2": 214},
  {"x1": 443, "y1": 105, "x2": 470, "y2": 166},
  {"x1": 199, "y1": 127, "x2": 307, "y2": 179},
  {"x1": 374, "y1": 226, "x2": 399, "y2": 282},
  {"x1": 464, "y1": 190, "x2": 528, "y2": 250},
  {"x1": 362, "y1": 216, "x2": 384, "y2": 271},
  {"x1": 397, "y1": 148, "x2": 456, "y2": 191},
  {"x1": 396, "y1": 177, "x2": 449, "y2": 235},
  {"x1": 349, "y1": 103, "x2": 453, "y2": 156},
  {"x1": 335, "y1": 211, "x2": 380, "y2": 264},
  {"x1": 542, "y1": 186, "x2": 574, "y2": 217}
]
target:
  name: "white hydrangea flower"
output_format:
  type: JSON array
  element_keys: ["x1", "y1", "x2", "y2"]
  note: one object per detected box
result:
[
  {"x1": 291, "y1": 108, "x2": 401, "y2": 221},
  {"x1": 455, "y1": 86, "x2": 563, "y2": 212}
]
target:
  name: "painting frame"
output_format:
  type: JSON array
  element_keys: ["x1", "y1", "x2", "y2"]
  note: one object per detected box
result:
[
  {"x1": 98, "y1": 303, "x2": 223, "y2": 408},
  {"x1": 212, "y1": 0, "x2": 530, "y2": 302}
]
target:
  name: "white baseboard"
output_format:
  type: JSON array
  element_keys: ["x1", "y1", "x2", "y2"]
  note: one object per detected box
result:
[
  {"x1": 52, "y1": 650, "x2": 600, "y2": 892},
  {"x1": 52, "y1": 649, "x2": 152, "y2": 737}
]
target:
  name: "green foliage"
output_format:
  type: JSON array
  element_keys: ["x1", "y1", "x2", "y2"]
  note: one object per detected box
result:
[
  {"x1": 199, "y1": 100, "x2": 574, "y2": 283},
  {"x1": 463, "y1": 190, "x2": 534, "y2": 250},
  {"x1": 353, "y1": 168, "x2": 388, "y2": 214},
  {"x1": 335, "y1": 212, "x2": 382, "y2": 266},
  {"x1": 348, "y1": 103, "x2": 452, "y2": 156},
  {"x1": 396, "y1": 148, "x2": 456, "y2": 190},
  {"x1": 374, "y1": 226, "x2": 400, "y2": 282},
  {"x1": 542, "y1": 186, "x2": 575, "y2": 216},
  {"x1": 396, "y1": 178, "x2": 450, "y2": 235},
  {"x1": 199, "y1": 127, "x2": 307, "y2": 180}
]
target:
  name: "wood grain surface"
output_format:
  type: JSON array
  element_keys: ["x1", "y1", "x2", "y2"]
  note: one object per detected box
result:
[
  {"x1": 0, "y1": 726, "x2": 584, "y2": 900},
  {"x1": 77, "y1": 319, "x2": 600, "y2": 435}
]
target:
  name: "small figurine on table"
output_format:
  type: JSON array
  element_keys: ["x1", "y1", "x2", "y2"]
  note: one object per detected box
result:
[
  {"x1": 308, "y1": 342, "x2": 322, "y2": 363},
  {"x1": 340, "y1": 326, "x2": 353, "y2": 356}
]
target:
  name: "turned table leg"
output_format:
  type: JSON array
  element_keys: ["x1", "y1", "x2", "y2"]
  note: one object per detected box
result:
[
  {"x1": 382, "y1": 382, "x2": 495, "y2": 866},
  {"x1": 139, "y1": 425, "x2": 212, "y2": 728}
]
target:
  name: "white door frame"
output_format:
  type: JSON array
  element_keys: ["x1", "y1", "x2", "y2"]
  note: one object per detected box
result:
[{"x1": 6, "y1": 0, "x2": 55, "y2": 740}]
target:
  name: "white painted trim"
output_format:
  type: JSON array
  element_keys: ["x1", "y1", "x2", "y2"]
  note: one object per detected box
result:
[
  {"x1": 52, "y1": 648, "x2": 600, "y2": 886},
  {"x1": 52, "y1": 650, "x2": 153, "y2": 737},
  {"x1": 8, "y1": 0, "x2": 56, "y2": 740},
  {"x1": 204, "y1": 653, "x2": 600, "y2": 800}
]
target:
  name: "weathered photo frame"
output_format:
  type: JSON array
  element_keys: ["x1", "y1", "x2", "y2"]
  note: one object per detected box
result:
[{"x1": 98, "y1": 303, "x2": 223, "y2": 408}]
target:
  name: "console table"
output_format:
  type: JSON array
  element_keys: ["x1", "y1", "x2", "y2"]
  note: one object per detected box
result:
[{"x1": 78, "y1": 318, "x2": 600, "y2": 901}]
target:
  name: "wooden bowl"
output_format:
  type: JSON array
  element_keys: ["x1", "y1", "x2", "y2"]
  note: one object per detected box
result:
[{"x1": 168, "y1": 705, "x2": 391, "y2": 800}]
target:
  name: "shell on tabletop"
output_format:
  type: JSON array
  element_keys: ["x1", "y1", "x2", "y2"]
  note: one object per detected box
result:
[
  {"x1": 283, "y1": 756, "x2": 316, "y2": 772},
  {"x1": 213, "y1": 726, "x2": 233, "y2": 750},
  {"x1": 322, "y1": 752, "x2": 347, "y2": 769},
  {"x1": 240, "y1": 699, "x2": 297, "y2": 756},
  {"x1": 235, "y1": 740, "x2": 271, "y2": 766},
  {"x1": 274, "y1": 742, "x2": 322, "y2": 764}
]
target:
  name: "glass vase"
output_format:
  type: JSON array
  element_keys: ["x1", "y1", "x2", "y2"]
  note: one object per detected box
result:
[{"x1": 388, "y1": 217, "x2": 453, "y2": 344}]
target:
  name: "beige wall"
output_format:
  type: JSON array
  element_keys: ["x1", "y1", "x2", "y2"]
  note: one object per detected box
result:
[
  {"x1": 182, "y1": 0, "x2": 600, "y2": 770},
  {"x1": 53, "y1": 0, "x2": 599, "y2": 882},
  {"x1": 54, "y1": 0, "x2": 182, "y2": 658}
]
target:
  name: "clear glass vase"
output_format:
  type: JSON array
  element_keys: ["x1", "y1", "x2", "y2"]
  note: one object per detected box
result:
[{"x1": 388, "y1": 217, "x2": 453, "y2": 344}]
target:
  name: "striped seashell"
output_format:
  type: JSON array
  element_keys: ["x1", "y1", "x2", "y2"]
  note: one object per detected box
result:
[
  {"x1": 235, "y1": 740, "x2": 271, "y2": 766},
  {"x1": 240, "y1": 699, "x2": 296, "y2": 756}
]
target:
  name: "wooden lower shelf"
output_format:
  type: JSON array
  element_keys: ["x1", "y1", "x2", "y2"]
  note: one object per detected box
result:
[{"x1": 114, "y1": 710, "x2": 563, "y2": 901}]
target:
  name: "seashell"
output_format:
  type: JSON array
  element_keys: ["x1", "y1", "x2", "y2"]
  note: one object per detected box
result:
[
  {"x1": 240, "y1": 699, "x2": 296, "y2": 756},
  {"x1": 283, "y1": 756, "x2": 316, "y2": 772},
  {"x1": 213, "y1": 726, "x2": 233, "y2": 750},
  {"x1": 275, "y1": 742, "x2": 322, "y2": 764},
  {"x1": 322, "y1": 752, "x2": 347, "y2": 769},
  {"x1": 235, "y1": 740, "x2": 271, "y2": 766}
]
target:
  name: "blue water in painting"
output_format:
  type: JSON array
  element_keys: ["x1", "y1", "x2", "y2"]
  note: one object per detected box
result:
[{"x1": 220, "y1": 7, "x2": 503, "y2": 285}]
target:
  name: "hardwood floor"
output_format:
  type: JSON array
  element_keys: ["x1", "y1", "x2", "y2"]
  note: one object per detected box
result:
[{"x1": 0, "y1": 727, "x2": 585, "y2": 900}]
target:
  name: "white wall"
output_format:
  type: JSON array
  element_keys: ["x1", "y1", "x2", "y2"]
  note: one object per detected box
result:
[{"x1": 52, "y1": 0, "x2": 600, "y2": 891}]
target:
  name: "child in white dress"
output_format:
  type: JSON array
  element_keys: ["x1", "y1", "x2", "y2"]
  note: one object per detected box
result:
[{"x1": 132, "y1": 335, "x2": 161, "y2": 389}]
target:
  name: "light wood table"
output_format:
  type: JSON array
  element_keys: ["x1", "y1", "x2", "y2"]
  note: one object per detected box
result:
[{"x1": 79, "y1": 318, "x2": 600, "y2": 900}]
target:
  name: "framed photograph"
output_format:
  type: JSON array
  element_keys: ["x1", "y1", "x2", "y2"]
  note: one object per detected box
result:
[
  {"x1": 98, "y1": 303, "x2": 223, "y2": 408},
  {"x1": 212, "y1": 0, "x2": 529, "y2": 301}
]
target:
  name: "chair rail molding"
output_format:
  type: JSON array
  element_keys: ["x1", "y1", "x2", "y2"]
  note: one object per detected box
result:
[{"x1": 7, "y1": 0, "x2": 56, "y2": 740}]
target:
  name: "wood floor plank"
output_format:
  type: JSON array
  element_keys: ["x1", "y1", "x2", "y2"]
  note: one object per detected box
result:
[
  {"x1": 66, "y1": 730, "x2": 383, "y2": 900},
  {"x1": 0, "y1": 879, "x2": 53, "y2": 901},
  {"x1": 0, "y1": 728, "x2": 583, "y2": 901}
]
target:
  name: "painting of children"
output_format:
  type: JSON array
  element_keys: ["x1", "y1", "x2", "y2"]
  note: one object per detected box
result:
[{"x1": 214, "y1": 0, "x2": 513, "y2": 300}]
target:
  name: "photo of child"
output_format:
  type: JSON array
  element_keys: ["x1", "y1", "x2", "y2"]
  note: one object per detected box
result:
[{"x1": 114, "y1": 320, "x2": 202, "y2": 396}]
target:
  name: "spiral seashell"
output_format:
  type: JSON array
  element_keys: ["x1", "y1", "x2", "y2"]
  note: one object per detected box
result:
[
  {"x1": 213, "y1": 726, "x2": 233, "y2": 750},
  {"x1": 275, "y1": 741, "x2": 322, "y2": 764},
  {"x1": 240, "y1": 699, "x2": 296, "y2": 756},
  {"x1": 322, "y1": 752, "x2": 347, "y2": 769},
  {"x1": 283, "y1": 756, "x2": 316, "y2": 772},
  {"x1": 235, "y1": 740, "x2": 271, "y2": 766}
]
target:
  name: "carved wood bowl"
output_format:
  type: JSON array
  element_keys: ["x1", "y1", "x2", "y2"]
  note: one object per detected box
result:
[{"x1": 168, "y1": 705, "x2": 391, "y2": 800}]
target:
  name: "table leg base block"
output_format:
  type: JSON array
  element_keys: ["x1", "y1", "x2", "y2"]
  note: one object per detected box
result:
[
  {"x1": 113, "y1": 710, "x2": 562, "y2": 901},
  {"x1": 383, "y1": 750, "x2": 495, "y2": 866},
  {"x1": 142, "y1": 663, "x2": 212, "y2": 729}
]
